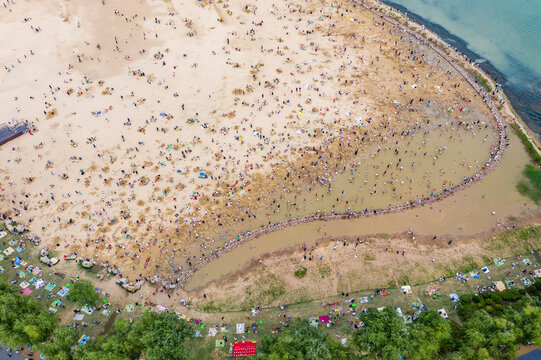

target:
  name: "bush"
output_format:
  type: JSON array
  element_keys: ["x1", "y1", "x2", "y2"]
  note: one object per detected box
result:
[
  {"x1": 500, "y1": 289, "x2": 521, "y2": 302},
  {"x1": 294, "y1": 267, "x2": 307, "y2": 279},
  {"x1": 493, "y1": 304, "x2": 504, "y2": 315},
  {"x1": 67, "y1": 280, "x2": 99, "y2": 307},
  {"x1": 489, "y1": 292, "x2": 502, "y2": 304},
  {"x1": 261, "y1": 320, "x2": 354, "y2": 359},
  {"x1": 457, "y1": 304, "x2": 478, "y2": 320},
  {"x1": 526, "y1": 285, "x2": 538, "y2": 296}
]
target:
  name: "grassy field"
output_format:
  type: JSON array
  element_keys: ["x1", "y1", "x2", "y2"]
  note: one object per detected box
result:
[
  {"x1": 517, "y1": 164, "x2": 541, "y2": 204},
  {"x1": 468, "y1": 69, "x2": 493, "y2": 93},
  {"x1": 185, "y1": 247, "x2": 539, "y2": 358},
  {"x1": 1, "y1": 222, "x2": 539, "y2": 358},
  {"x1": 192, "y1": 225, "x2": 541, "y2": 312}
]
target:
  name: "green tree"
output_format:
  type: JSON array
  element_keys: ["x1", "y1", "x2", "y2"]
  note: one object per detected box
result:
[
  {"x1": 73, "y1": 340, "x2": 130, "y2": 360},
  {"x1": 409, "y1": 311, "x2": 453, "y2": 359},
  {"x1": 72, "y1": 318, "x2": 143, "y2": 360},
  {"x1": 67, "y1": 280, "x2": 99, "y2": 307},
  {"x1": 259, "y1": 320, "x2": 354, "y2": 360},
  {"x1": 514, "y1": 301, "x2": 541, "y2": 346},
  {"x1": 0, "y1": 282, "x2": 57, "y2": 348},
  {"x1": 109, "y1": 318, "x2": 144, "y2": 358},
  {"x1": 353, "y1": 307, "x2": 411, "y2": 360},
  {"x1": 136, "y1": 310, "x2": 194, "y2": 360},
  {"x1": 42, "y1": 327, "x2": 78, "y2": 360},
  {"x1": 72, "y1": 311, "x2": 192, "y2": 360},
  {"x1": 458, "y1": 310, "x2": 518, "y2": 360}
]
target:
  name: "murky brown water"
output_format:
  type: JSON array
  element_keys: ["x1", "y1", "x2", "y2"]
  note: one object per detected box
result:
[
  {"x1": 186, "y1": 125, "x2": 532, "y2": 290},
  {"x1": 269, "y1": 105, "x2": 494, "y2": 218},
  {"x1": 182, "y1": 104, "x2": 495, "y2": 261}
]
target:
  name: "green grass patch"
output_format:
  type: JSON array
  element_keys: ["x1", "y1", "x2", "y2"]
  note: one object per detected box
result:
[
  {"x1": 201, "y1": 301, "x2": 220, "y2": 313},
  {"x1": 294, "y1": 266, "x2": 307, "y2": 279},
  {"x1": 397, "y1": 274, "x2": 410, "y2": 285},
  {"x1": 245, "y1": 274, "x2": 287, "y2": 306},
  {"x1": 261, "y1": 284, "x2": 285, "y2": 299},
  {"x1": 517, "y1": 164, "x2": 541, "y2": 203},
  {"x1": 469, "y1": 69, "x2": 492, "y2": 92},
  {"x1": 458, "y1": 256, "x2": 479, "y2": 273},
  {"x1": 512, "y1": 123, "x2": 541, "y2": 165}
]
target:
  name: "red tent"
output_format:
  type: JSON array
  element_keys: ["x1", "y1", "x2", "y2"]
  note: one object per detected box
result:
[{"x1": 232, "y1": 341, "x2": 257, "y2": 357}]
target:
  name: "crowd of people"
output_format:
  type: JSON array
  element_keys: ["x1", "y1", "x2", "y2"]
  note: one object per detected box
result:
[{"x1": 0, "y1": 0, "x2": 510, "y2": 294}]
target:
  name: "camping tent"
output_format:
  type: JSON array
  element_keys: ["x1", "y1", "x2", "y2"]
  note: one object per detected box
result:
[
  {"x1": 495, "y1": 281, "x2": 506, "y2": 292},
  {"x1": 319, "y1": 315, "x2": 330, "y2": 323},
  {"x1": 232, "y1": 341, "x2": 257, "y2": 357},
  {"x1": 401, "y1": 285, "x2": 412, "y2": 294}
]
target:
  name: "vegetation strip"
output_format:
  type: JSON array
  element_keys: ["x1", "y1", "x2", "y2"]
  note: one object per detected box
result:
[{"x1": 513, "y1": 122, "x2": 541, "y2": 165}]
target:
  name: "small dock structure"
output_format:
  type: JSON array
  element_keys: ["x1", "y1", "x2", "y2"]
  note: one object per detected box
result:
[{"x1": 0, "y1": 121, "x2": 29, "y2": 147}]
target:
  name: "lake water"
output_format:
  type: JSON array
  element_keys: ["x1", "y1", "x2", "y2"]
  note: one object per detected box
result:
[{"x1": 383, "y1": 0, "x2": 541, "y2": 136}]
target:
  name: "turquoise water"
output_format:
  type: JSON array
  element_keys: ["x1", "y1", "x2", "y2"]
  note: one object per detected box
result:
[{"x1": 384, "y1": 0, "x2": 541, "y2": 135}]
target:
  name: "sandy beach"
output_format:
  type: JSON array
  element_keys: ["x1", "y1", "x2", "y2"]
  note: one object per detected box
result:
[{"x1": 0, "y1": 0, "x2": 512, "y2": 291}]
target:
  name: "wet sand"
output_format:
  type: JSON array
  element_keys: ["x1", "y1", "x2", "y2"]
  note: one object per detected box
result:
[{"x1": 186, "y1": 130, "x2": 533, "y2": 289}]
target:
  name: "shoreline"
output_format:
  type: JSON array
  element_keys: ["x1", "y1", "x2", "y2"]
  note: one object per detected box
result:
[
  {"x1": 381, "y1": 0, "x2": 541, "y2": 144},
  {"x1": 378, "y1": 0, "x2": 541, "y2": 150},
  {"x1": 375, "y1": 0, "x2": 541, "y2": 160},
  {"x1": 175, "y1": 0, "x2": 513, "y2": 289}
]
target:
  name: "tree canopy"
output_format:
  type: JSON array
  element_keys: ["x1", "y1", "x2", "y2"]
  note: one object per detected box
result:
[
  {"x1": 50, "y1": 310, "x2": 193, "y2": 360},
  {"x1": 42, "y1": 327, "x2": 79, "y2": 360},
  {"x1": 136, "y1": 310, "x2": 194, "y2": 360},
  {"x1": 259, "y1": 320, "x2": 354, "y2": 360},
  {"x1": 67, "y1": 280, "x2": 100, "y2": 307},
  {"x1": 1, "y1": 276, "x2": 540, "y2": 360},
  {"x1": 0, "y1": 281, "x2": 57, "y2": 348},
  {"x1": 353, "y1": 307, "x2": 412, "y2": 360},
  {"x1": 347, "y1": 284, "x2": 541, "y2": 360}
]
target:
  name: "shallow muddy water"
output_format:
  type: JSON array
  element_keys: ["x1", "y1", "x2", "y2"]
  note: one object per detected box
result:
[
  {"x1": 180, "y1": 101, "x2": 496, "y2": 267},
  {"x1": 186, "y1": 131, "x2": 533, "y2": 290}
]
